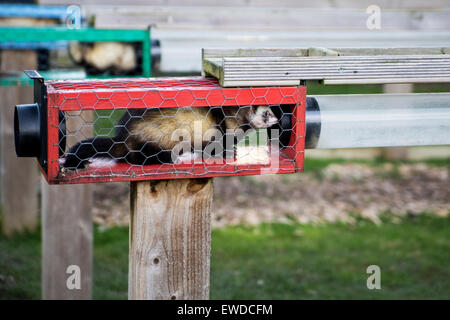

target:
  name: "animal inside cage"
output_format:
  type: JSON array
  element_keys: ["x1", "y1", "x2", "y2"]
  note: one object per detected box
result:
[{"x1": 14, "y1": 72, "x2": 305, "y2": 184}]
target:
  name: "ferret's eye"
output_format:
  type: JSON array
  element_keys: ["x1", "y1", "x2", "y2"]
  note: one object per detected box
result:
[{"x1": 263, "y1": 111, "x2": 268, "y2": 118}]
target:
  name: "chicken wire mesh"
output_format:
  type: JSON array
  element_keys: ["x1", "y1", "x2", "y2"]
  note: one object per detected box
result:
[{"x1": 43, "y1": 77, "x2": 305, "y2": 184}]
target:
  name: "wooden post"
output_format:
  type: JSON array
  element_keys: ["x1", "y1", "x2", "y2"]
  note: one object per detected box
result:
[
  {"x1": 0, "y1": 50, "x2": 39, "y2": 235},
  {"x1": 129, "y1": 178, "x2": 213, "y2": 300},
  {"x1": 382, "y1": 83, "x2": 413, "y2": 160},
  {"x1": 41, "y1": 110, "x2": 93, "y2": 300},
  {"x1": 41, "y1": 178, "x2": 93, "y2": 300}
]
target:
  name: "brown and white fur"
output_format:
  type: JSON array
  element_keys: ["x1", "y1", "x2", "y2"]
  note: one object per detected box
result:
[
  {"x1": 63, "y1": 105, "x2": 278, "y2": 169},
  {"x1": 69, "y1": 42, "x2": 138, "y2": 75}
]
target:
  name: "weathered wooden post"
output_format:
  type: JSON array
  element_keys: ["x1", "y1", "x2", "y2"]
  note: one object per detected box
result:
[
  {"x1": 41, "y1": 110, "x2": 93, "y2": 300},
  {"x1": 382, "y1": 83, "x2": 413, "y2": 160},
  {"x1": 0, "y1": 50, "x2": 39, "y2": 235},
  {"x1": 41, "y1": 179, "x2": 93, "y2": 299},
  {"x1": 129, "y1": 179, "x2": 213, "y2": 300}
]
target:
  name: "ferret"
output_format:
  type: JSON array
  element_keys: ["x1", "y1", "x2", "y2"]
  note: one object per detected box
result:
[
  {"x1": 62, "y1": 105, "x2": 278, "y2": 169},
  {"x1": 69, "y1": 42, "x2": 139, "y2": 75}
]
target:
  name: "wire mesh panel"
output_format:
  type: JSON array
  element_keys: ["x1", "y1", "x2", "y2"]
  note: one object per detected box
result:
[{"x1": 43, "y1": 77, "x2": 305, "y2": 184}]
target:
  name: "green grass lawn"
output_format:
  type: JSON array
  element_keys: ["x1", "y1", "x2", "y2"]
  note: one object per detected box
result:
[{"x1": 1, "y1": 214, "x2": 448, "y2": 300}]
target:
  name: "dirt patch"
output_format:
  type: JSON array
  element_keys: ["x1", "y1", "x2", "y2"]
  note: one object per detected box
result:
[{"x1": 93, "y1": 163, "x2": 449, "y2": 228}]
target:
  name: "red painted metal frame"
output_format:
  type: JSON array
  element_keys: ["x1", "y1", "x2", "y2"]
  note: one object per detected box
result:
[{"x1": 41, "y1": 76, "x2": 305, "y2": 184}]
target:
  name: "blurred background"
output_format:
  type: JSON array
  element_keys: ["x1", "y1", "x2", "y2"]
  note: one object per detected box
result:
[{"x1": 0, "y1": 0, "x2": 449, "y2": 299}]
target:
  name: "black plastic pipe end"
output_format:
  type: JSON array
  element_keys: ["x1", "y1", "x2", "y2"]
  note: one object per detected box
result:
[
  {"x1": 305, "y1": 97, "x2": 321, "y2": 149},
  {"x1": 14, "y1": 103, "x2": 41, "y2": 157}
]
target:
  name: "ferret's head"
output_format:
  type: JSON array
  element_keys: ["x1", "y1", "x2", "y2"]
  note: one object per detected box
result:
[{"x1": 246, "y1": 106, "x2": 278, "y2": 128}]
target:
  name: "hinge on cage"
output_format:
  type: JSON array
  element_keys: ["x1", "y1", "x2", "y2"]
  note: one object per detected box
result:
[{"x1": 24, "y1": 70, "x2": 43, "y2": 80}]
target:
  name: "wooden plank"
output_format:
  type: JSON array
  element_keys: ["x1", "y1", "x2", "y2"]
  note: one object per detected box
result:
[
  {"x1": 222, "y1": 55, "x2": 450, "y2": 63},
  {"x1": 0, "y1": 50, "x2": 39, "y2": 236},
  {"x1": 203, "y1": 50, "x2": 450, "y2": 86},
  {"x1": 220, "y1": 77, "x2": 450, "y2": 86},
  {"x1": 129, "y1": 178, "x2": 213, "y2": 300},
  {"x1": 203, "y1": 48, "x2": 310, "y2": 60},
  {"x1": 202, "y1": 48, "x2": 450, "y2": 80},
  {"x1": 41, "y1": 110, "x2": 93, "y2": 300},
  {"x1": 330, "y1": 47, "x2": 450, "y2": 56},
  {"x1": 92, "y1": 7, "x2": 450, "y2": 30},
  {"x1": 41, "y1": 0, "x2": 450, "y2": 10},
  {"x1": 203, "y1": 47, "x2": 450, "y2": 60},
  {"x1": 201, "y1": 57, "x2": 221, "y2": 79},
  {"x1": 323, "y1": 77, "x2": 450, "y2": 85},
  {"x1": 307, "y1": 47, "x2": 340, "y2": 57}
]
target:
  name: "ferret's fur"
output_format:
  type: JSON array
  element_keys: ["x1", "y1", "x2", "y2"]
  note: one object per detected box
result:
[
  {"x1": 69, "y1": 42, "x2": 138, "y2": 75},
  {"x1": 63, "y1": 105, "x2": 278, "y2": 169}
]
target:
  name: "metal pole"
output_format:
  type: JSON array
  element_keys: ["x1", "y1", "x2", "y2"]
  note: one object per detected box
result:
[
  {"x1": 142, "y1": 27, "x2": 152, "y2": 77},
  {"x1": 305, "y1": 93, "x2": 450, "y2": 149}
]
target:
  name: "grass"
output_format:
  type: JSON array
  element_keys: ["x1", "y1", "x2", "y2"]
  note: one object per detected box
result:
[
  {"x1": 0, "y1": 228, "x2": 41, "y2": 299},
  {"x1": 303, "y1": 156, "x2": 450, "y2": 175},
  {"x1": 211, "y1": 215, "x2": 449, "y2": 299},
  {"x1": 1, "y1": 157, "x2": 448, "y2": 299},
  {"x1": 306, "y1": 81, "x2": 383, "y2": 95},
  {"x1": 0, "y1": 214, "x2": 448, "y2": 300}
]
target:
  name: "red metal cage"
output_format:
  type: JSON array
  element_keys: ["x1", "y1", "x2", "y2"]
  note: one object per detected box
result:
[{"x1": 40, "y1": 76, "x2": 305, "y2": 184}]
